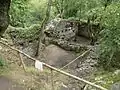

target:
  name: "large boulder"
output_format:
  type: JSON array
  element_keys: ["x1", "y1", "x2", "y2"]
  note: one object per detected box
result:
[
  {"x1": 45, "y1": 18, "x2": 99, "y2": 41},
  {"x1": 43, "y1": 44, "x2": 76, "y2": 68}
]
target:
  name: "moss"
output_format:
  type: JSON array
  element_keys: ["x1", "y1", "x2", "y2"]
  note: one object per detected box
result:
[
  {"x1": 18, "y1": 24, "x2": 40, "y2": 40},
  {"x1": 8, "y1": 24, "x2": 40, "y2": 41}
]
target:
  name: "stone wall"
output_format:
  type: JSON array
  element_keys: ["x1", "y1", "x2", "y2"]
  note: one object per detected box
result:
[
  {"x1": 44, "y1": 18, "x2": 99, "y2": 52},
  {"x1": 45, "y1": 18, "x2": 78, "y2": 41},
  {"x1": 45, "y1": 18, "x2": 99, "y2": 41}
]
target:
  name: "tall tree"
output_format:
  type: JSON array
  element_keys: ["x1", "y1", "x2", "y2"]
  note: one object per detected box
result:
[{"x1": 0, "y1": 0, "x2": 11, "y2": 37}]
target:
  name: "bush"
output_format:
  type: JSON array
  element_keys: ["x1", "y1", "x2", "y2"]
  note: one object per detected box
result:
[
  {"x1": 98, "y1": 3, "x2": 120, "y2": 70},
  {"x1": 9, "y1": 24, "x2": 40, "y2": 41},
  {"x1": 10, "y1": 0, "x2": 47, "y2": 27},
  {"x1": 53, "y1": 0, "x2": 102, "y2": 19}
]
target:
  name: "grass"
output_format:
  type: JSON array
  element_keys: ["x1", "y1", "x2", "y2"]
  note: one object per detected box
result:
[
  {"x1": 0, "y1": 56, "x2": 8, "y2": 74},
  {"x1": 90, "y1": 68, "x2": 120, "y2": 89}
]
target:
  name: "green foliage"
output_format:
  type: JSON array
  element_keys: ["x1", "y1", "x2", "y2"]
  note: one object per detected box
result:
[
  {"x1": 10, "y1": 0, "x2": 28, "y2": 27},
  {"x1": 10, "y1": 0, "x2": 103, "y2": 26},
  {"x1": 9, "y1": 24, "x2": 40, "y2": 41},
  {"x1": 79, "y1": 1, "x2": 120, "y2": 70},
  {"x1": 10, "y1": 0, "x2": 47, "y2": 27},
  {"x1": 98, "y1": 3, "x2": 120, "y2": 69},
  {"x1": 27, "y1": 0, "x2": 47, "y2": 25},
  {"x1": 53, "y1": 0, "x2": 102, "y2": 19}
]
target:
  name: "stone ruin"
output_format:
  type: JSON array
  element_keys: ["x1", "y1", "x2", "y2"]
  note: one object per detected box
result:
[
  {"x1": 45, "y1": 18, "x2": 78, "y2": 41},
  {"x1": 44, "y1": 18, "x2": 99, "y2": 52}
]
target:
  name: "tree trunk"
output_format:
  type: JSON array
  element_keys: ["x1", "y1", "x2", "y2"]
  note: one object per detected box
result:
[
  {"x1": 0, "y1": 0, "x2": 11, "y2": 37},
  {"x1": 35, "y1": 0, "x2": 52, "y2": 56}
]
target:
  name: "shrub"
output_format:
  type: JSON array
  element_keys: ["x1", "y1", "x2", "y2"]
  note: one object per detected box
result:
[
  {"x1": 98, "y1": 3, "x2": 120, "y2": 70},
  {"x1": 10, "y1": 0, "x2": 47, "y2": 27}
]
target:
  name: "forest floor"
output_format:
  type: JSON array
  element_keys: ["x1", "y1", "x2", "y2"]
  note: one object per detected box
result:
[
  {"x1": 0, "y1": 40, "x2": 28, "y2": 90},
  {"x1": 0, "y1": 76, "x2": 24, "y2": 90},
  {"x1": 0, "y1": 36, "x2": 120, "y2": 90},
  {"x1": 0, "y1": 39, "x2": 71, "y2": 90},
  {"x1": 0, "y1": 36, "x2": 96, "y2": 90},
  {"x1": 0, "y1": 39, "x2": 42, "y2": 90}
]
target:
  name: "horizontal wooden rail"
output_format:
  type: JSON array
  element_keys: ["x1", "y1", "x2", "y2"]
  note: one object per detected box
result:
[{"x1": 0, "y1": 40, "x2": 108, "y2": 90}]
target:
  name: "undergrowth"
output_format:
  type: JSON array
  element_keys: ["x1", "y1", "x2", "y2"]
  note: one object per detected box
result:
[
  {"x1": 8, "y1": 24, "x2": 40, "y2": 42},
  {"x1": 0, "y1": 56, "x2": 8, "y2": 74},
  {"x1": 90, "y1": 68, "x2": 120, "y2": 89}
]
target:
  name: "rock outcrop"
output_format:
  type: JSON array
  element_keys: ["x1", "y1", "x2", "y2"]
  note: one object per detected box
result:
[
  {"x1": 45, "y1": 18, "x2": 78, "y2": 41},
  {"x1": 44, "y1": 18, "x2": 99, "y2": 52}
]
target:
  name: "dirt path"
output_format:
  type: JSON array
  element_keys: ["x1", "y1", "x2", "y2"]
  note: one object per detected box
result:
[{"x1": 0, "y1": 76, "x2": 25, "y2": 90}]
